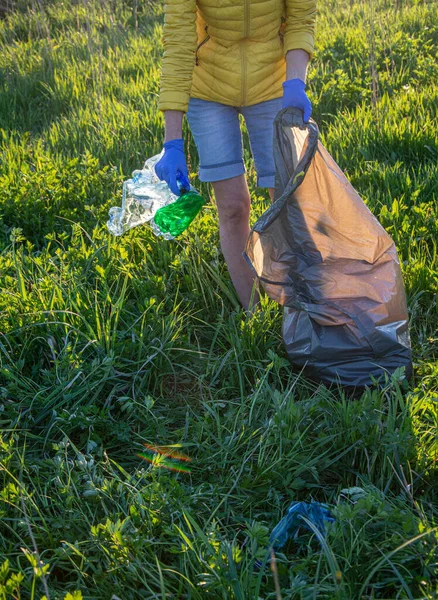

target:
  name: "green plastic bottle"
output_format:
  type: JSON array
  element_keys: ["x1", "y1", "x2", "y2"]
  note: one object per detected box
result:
[{"x1": 152, "y1": 190, "x2": 206, "y2": 238}]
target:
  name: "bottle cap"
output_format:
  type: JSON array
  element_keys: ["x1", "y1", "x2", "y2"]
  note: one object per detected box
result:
[{"x1": 176, "y1": 170, "x2": 191, "y2": 194}]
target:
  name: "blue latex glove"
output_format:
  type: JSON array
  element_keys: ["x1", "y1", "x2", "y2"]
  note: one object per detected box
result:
[
  {"x1": 282, "y1": 78, "x2": 312, "y2": 123},
  {"x1": 269, "y1": 501, "x2": 335, "y2": 551},
  {"x1": 155, "y1": 138, "x2": 190, "y2": 196},
  {"x1": 254, "y1": 501, "x2": 335, "y2": 571}
]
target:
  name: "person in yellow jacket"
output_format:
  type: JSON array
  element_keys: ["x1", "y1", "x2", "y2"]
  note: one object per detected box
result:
[{"x1": 155, "y1": 0, "x2": 317, "y2": 310}]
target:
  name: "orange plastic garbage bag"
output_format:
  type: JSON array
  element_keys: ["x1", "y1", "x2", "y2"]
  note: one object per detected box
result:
[{"x1": 244, "y1": 109, "x2": 412, "y2": 390}]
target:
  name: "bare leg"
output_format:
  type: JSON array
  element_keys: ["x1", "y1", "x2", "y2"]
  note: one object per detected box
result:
[
  {"x1": 212, "y1": 175, "x2": 259, "y2": 310},
  {"x1": 268, "y1": 188, "x2": 275, "y2": 202}
]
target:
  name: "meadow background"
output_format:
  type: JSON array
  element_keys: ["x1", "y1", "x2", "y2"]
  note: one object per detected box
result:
[{"x1": 0, "y1": 0, "x2": 437, "y2": 598}]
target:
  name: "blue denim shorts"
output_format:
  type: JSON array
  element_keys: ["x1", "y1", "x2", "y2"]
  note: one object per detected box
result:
[{"x1": 186, "y1": 96, "x2": 283, "y2": 189}]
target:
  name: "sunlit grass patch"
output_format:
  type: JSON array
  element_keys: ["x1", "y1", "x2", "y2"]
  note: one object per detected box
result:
[{"x1": 0, "y1": 0, "x2": 437, "y2": 597}]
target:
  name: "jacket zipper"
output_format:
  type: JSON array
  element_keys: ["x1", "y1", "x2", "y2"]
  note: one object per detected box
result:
[
  {"x1": 242, "y1": 0, "x2": 250, "y2": 105},
  {"x1": 279, "y1": 15, "x2": 286, "y2": 43},
  {"x1": 195, "y1": 26, "x2": 210, "y2": 66}
]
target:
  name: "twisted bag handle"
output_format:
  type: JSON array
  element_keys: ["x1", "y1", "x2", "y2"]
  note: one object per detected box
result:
[{"x1": 253, "y1": 107, "x2": 319, "y2": 233}]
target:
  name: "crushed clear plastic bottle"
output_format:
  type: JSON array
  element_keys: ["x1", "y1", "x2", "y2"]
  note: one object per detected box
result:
[
  {"x1": 107, "y1": 153, "x2": 179, "y2": 237},
  {"x1": 107, "y1": 154, "x2": 205, "y2": 240}
]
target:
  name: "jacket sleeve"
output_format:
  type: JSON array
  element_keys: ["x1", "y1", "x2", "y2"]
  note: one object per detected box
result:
[
  {"x1": 158, "y1": 0, "x2": 198, "y2": 113},
  {"x1": 283, "y1": 0, "x2": 317, "y2": 58}
]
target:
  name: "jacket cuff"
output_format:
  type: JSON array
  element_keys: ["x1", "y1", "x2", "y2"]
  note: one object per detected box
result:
[
  {"x1": 283, "y1": 34, "x2": 315, "y2": 58},
  {"x1": 158, "y1": 91, "x2": 190, "y2": 113}
]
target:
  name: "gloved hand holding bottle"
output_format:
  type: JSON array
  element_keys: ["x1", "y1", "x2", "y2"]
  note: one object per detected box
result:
[
  {"x1": 154, "y1": 138, "x2": 190, "y2": 196},
  {"x1": 282, "y1": 78, "x2": 312, "y2": 123},
  {"x1": 108, "y1": 146, "x2": 206, "y2": 239}
]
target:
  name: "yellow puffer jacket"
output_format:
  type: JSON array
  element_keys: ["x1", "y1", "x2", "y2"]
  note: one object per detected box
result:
[{"x1": 159, "y1": 0, "x2": 317, "y2": 113}]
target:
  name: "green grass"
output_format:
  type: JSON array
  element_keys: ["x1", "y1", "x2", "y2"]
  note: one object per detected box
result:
[{"x1": 0, "y1": 0, "x2": 437, "y2": 598}]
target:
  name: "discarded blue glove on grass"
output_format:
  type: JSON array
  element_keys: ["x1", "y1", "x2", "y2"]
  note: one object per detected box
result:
[
  {"x1": 282, "y1": 78, "x2": 312, "y2": 123},
  {"x1": 270, "y1": 501, "x2": 335, "y2": 550},
  {"x1": 155, "y1": 138, "x2": 190, "y2": 196}
]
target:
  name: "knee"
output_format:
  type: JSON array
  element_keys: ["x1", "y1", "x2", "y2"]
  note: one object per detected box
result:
[{"x1": 216, "y1": 191, "x2": 250, "y2": 222}]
